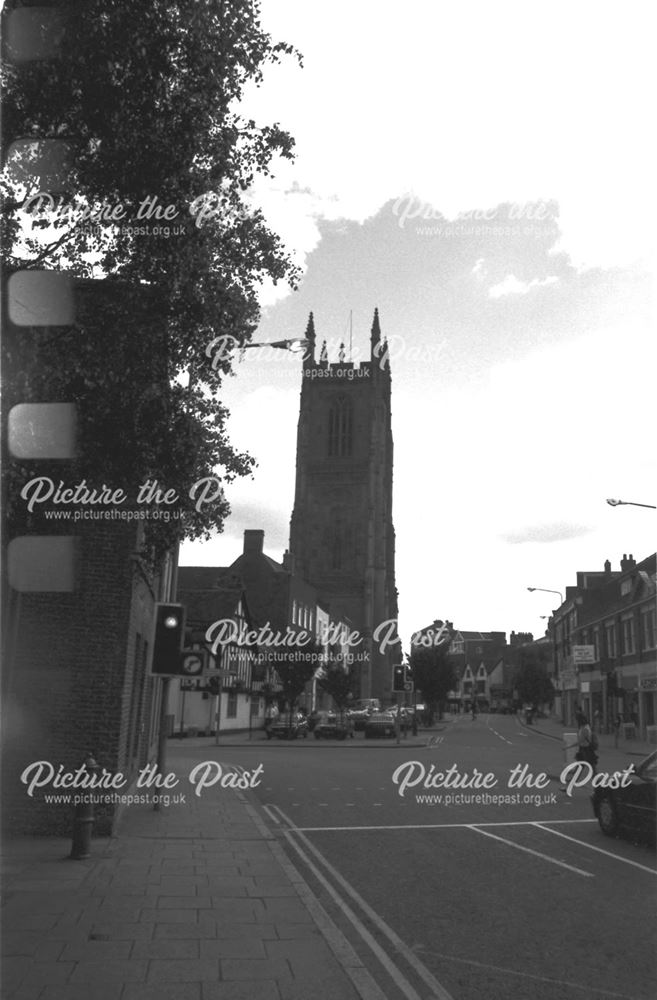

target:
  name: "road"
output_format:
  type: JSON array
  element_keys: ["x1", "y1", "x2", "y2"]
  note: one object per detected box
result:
[{"x1": 174, "y1": 713, "x2": 657, "y2": 1000}]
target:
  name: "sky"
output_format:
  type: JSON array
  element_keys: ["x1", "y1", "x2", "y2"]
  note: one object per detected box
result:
[{"x1": 180, "y1": 0, "x2": 655, "y2": 647}]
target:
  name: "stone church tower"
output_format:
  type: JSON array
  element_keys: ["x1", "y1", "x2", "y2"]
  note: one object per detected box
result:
[{"x1": 289, "y1": 309, "x2": 398, "y2": 701}]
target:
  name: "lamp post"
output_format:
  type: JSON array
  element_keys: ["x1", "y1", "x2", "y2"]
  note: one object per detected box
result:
[
  {"x1": 606, "y1": 498, "x2": 656, "y2": 509},
  {"x1": 527, "y1": 587, "x2": 564, "y2": 723}
]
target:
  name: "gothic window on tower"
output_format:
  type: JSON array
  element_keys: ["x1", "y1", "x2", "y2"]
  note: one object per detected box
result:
[{"x1": 327, "y1": 396, "x2": 353, "y2": 457}]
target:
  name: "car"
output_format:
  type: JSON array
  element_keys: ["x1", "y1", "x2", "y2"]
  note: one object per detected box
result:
[
  {"x1": 364, "y1": 711, "x2": 397, "y2": 739},
  {"x1": 591, "y1": 749, "x2": 656, "y2": 844},
  {"x1": 266, "y1": 713, "x2": 309, "y2": 740},
  {"x1": 346, "y1": 707, "x2": 372, "y2": 731},
  {"x1": 381, "y1": 705, "x2": 415, "y2": 730},
  {"x1": 314, "y1": 712, "x2": 354, "y2": 740}
]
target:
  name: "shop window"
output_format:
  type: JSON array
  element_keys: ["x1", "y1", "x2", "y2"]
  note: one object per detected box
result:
[{"x1": 227, "y1": 691, "x2": 237, "y2": 718}]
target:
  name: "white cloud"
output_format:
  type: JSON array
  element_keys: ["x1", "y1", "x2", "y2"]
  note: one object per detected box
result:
[{"x1": 488, "y1": 274, "x2": 559, "y2": 298}]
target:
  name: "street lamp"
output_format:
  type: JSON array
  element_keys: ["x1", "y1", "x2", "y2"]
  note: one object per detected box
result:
[
  {"x1": 527, "y1": 587, "x2": 564, "y2": 605},
  {"x1": 528, "y1": 587, "x2": 564, "y2": 723},
  {"x1": 242, "y1": 338, "x2": 309, "y2": 353},
  {"x1": 606, "y1": 498, "x2": 656, "y2": 509}
]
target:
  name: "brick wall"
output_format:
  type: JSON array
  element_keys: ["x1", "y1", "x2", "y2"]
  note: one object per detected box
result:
[{"x1": 1, "y1": 522, "x2": 158, "y2": 836}]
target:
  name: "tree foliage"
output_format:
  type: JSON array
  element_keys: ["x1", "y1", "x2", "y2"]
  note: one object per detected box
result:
[
  {"x1": 513, "y1": 648, "x2": 554, "y2": 707},
  {"x1": 316, "y1": 657, "x2": 358, "y2": 717},
  {"x1": 1, "y1": 0, "x2": 301, "y2": 559},
  {"x1": 410, "y1": 640, "x2": 458, "y2": 720},
  {"x1": 270, "y1": 642, "x2": 321, "y2": 715}
]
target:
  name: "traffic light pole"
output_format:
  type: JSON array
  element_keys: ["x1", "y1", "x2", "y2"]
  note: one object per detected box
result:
[
  {"x1": 154, "y1": 677, "x2": 170, "y2": 812},
  {"x1": 396, "y1": 691, "x2": 401, "y2": 745}
]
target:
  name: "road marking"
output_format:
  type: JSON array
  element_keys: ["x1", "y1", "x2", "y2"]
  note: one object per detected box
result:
[
  {"x1": 252, "y1": 805, "x2": 389, "y2": 1000},
  {"x1": 485, "y1": 716, "x2": 513, "y2": 744},
  {"x1": 291, "y1": 818, "x2": 598, "y2": 832},
  {"x1": 468, "y1": 825, "x2": 593, "y2": 877},
  {"x1": 414, "y1": 946, "x2": 639, "y2": 999},
  {"x1": 534, "y1": 823, "x2": 657, "y2": 875},
  {"x1": 272, "y1": 805, "x2": 455, "y2": 1000}
]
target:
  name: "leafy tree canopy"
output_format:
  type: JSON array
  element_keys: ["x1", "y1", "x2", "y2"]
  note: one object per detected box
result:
[
  {"x1": 316, "y1": 657, "x2": 358, "y2": 716},
  {"x1": 1, "y1": 0, "x2": 301, "y2": 559},
  {"x1": 513, "y1": 648, "x2": 554, "y2": 707},
  {"x1": 410, "y1": 628, "x2": 458, "y2": 717}
]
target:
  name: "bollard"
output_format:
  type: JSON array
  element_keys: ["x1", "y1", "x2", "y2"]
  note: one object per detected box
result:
[
  {"x1": 70, "y1": 753, "x2": 99, "y2": 860},
  {"x1": 563, "y1": 733, "x2": 578, "y2": 766}
]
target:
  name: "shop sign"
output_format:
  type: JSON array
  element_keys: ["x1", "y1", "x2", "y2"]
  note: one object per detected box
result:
[
  {"x1": 572, "y1": 645, "x2": 595, "y2": 664},
  {"x1": 561, "y1": 669, "x2": 578, "y2": 690},
  {"x1": 640, "y1": 677, "x2": 657, "y2": 691}
]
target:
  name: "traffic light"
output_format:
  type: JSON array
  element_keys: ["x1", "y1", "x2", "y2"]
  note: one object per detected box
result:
[
  {"x1": 392, "y1": 663, "x2": 405, "y2": 692},
  {"x1": 150, "y1": 602, "x2": 186, "y2": 675},
  {"x1": 404, "y1": 663, "x2": 414, "y2": 692}
]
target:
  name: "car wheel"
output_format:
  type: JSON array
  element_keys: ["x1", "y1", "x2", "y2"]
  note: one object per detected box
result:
[{"x1": 597, "y1": 794, "x2": 619, "y2": 837}]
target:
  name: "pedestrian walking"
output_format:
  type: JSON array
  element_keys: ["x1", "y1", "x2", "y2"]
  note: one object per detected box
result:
[{"x1": 575, "y1": 712, "x2": 598, "y2": 774}]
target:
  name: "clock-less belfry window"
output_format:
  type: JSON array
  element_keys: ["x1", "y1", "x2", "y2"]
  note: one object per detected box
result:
[{"x1": 328, "y1": 395, "x2": 353, "y2": 457}]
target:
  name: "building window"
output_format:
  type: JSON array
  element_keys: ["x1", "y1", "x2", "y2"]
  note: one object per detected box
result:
[
  {"x1": 605, "y1": 622, "x2": 616, "y2": 658},
  {"x1": 227, "y1": 691, "x2": 237, "y2": 718},
  {"x1": 621, "y1": 616, "x2": 635, "y2": 656},
  {"x1": 642, "y1": 607, "x2": 656, "y2": 649},
  {"x1": 593, "y1": 627, "x2": 600, "y2": 661},
  {"x1": 328, "y1": 396, "x2": 353, "y2": 457}
]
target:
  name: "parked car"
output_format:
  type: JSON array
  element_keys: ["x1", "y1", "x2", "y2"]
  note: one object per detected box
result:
[
  {"x1": 347, "y1": 707, "x2": 372, "y2": 731},
  {"x1": 266, "y1": 713, "x2": 309, "y2": 740},
  {"x1": 314, "y1": 712, "x2": 354, "y2": 740},
  {"x1": 591, "y1": 749, "x2": 656, "y2": 844},
  {"x1": 364, "y1": 711, "x2": 397, "y2": 739},
  {"x1": 381, "y1": 705, "x2": 414, "y2": 730}
]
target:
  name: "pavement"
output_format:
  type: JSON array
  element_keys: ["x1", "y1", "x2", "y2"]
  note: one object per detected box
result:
[
  {"x1": 515, "y1": 711, "x2": 656, "y2": 764},
  {"x1": 1, "y1": 745, "x2": 384, "y2": 1000}
]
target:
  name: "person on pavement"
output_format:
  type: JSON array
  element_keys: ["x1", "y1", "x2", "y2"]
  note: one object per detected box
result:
[{"x1": 575, "y1": 712, "x2": 598, "y2": 774}]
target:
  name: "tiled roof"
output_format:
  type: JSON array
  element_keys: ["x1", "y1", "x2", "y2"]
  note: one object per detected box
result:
[{"x1": 177, "y1": 566, "x2": 230, "y2": 591}]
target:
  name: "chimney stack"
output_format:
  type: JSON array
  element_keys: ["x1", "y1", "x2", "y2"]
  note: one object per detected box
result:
[
  {"x1": 243, "y1": 530, "x2": 264, "y2": 555},
  {"x1": 620, "y1": 553, "x2": 636, "y2": 573}
]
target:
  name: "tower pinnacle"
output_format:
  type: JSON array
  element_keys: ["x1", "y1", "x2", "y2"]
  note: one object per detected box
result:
[
  {"x1": 305, "y1": 312, "x2": 316, "y2": 362},
  {"x1": 370, "y1": 307, "x2": 381, "y2": 357}
]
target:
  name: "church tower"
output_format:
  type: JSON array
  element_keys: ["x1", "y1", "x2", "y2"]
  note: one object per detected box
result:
[{"x1": 289, "y1": 309, "x2": 398, "y2": 701}]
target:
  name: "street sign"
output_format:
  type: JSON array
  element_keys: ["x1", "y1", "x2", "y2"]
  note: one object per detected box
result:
[{"x1": 181, "y1": 651, "x2": 205, "y2": 676}]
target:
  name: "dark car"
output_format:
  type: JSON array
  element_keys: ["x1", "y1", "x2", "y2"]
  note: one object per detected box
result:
[
  {"x1": 364, "y1": 711, "x2": 397, "y2": 739},
  {"x1": 591, "y1": 749, "x2": 656, "y2": 843},
  {"x1": 314, "y1": 712, "x2": 355, "y2": 740},
  {"x1": 266, "y1": 713, "x2": 309, "y2": 740}
]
